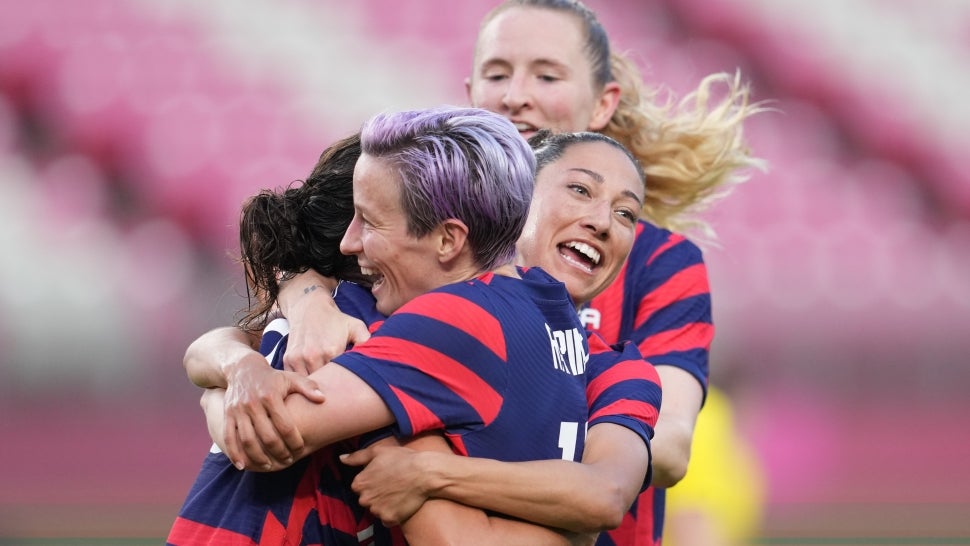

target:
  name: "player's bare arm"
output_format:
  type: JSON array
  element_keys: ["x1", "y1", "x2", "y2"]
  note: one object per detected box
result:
[
  {"x1": 383, "y1": 434, "x2": 597, "y2": 546},
  {"x1": 208, "y1": 361, "x2": 394, "y2": 471},
  {"x1": 344, "y1": 422, "x2": 649, "y2": 533},
  {"x1": 649, "y1": 365, "x2": 704, "y2": 488}
]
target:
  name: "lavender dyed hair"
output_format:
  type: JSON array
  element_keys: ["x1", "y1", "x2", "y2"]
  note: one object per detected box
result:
[{"x1": 360, "y1": 106, "x2": 535, "y2": 270}]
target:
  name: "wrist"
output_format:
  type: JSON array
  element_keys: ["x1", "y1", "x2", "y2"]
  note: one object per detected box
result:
[
  {"x1": 225, "y1": 351, "x2": 265, "y2": 386},
  {"x1": 419, "y1": 451, "x2": 455, "y2": 498},
  {"x1": 279, "y1": 277, "x2": 338, "y2": 316}
]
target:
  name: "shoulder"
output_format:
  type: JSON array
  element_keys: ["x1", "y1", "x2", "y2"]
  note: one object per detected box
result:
[
  {"x1": 631, "y1": 220, "x2": 705, "y2": 266},
  {"x1": 333, "y1": 281, "x2": 384, "y2": 327}
]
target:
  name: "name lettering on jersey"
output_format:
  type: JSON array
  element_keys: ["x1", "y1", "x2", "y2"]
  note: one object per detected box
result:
[
  {"x1": 579, "y1": 307, "x2": 601, "y2": 330},
  {"x1": 546, "y1": 324, "x2": 589, "y2": 375}
]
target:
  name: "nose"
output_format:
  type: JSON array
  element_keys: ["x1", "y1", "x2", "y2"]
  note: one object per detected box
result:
[
  {"x1": 582, "y1": 200, "x2": 612, "y2": 241},
  {"x1": 339, "y1": 213, "x2": 363, "y2": 255},
  {"x1": 501, "y1": 75, "x2": 531, "y2": 112}
]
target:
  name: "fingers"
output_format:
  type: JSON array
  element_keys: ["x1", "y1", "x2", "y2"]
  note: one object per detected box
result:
[
  {"x1": 224, "y1": 399, "x2": 292, "y2": 471},
  {"x1": 339, "y1": 445, "x2": 377, "y2": 467},
  {"x1": 249, "y1": 413, "x2": 296, "y2": 465},
  {"x1": 261, "y1": 404, "x2": 303, "y2": 462},
  {"x1": 346, "y1": 318, "x2": 372, "y2": 345},
  {"x1": 282, "y1": 352, "x2": 313, "y2": 375},
  {"x1": 282, "y1": 315, "x2": 370, "y2": 374},
  {"x1": 286, "y1": 374, "x2": 326, "y2": 403},
  {"x1": 224, "y1": 413, "x2": 273, "y2": 471},
  {"x1": 229, "y1": 413, "x2": 298, "y2": 471}
]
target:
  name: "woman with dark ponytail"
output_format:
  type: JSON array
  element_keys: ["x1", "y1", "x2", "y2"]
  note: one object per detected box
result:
[
  {"x1": 168, "y1": 133, "x2": 392, "y2": 546},
  {"x1": 236, "y1": 132, "x2": 368, "y2": 333}
]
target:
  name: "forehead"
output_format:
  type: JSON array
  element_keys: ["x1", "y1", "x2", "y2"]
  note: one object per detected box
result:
[
  {"x1": 540, "y1": 141, "x2": 644, "y2": 201},
  {"x1": 477, "y1": 7, "x2": 587, "y2": 65},
  {"x1": 353, "y1": 153, "x2": 402, "y2": 211}
]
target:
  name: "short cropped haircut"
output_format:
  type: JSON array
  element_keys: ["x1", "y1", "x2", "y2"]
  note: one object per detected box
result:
[{"x1": 361, "y1": 106, "x2": 535, "y2": 271}]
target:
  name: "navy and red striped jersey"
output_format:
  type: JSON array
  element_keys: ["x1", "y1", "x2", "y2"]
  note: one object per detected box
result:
[
  {"x1": 334, "y1": 267, "x2": 595, "y2": 463},
  {"x1": 167, "y1": 282, "x2": 401, "y2": 546},
  {"x1": 583, "y1": 221, "x2": 713, "y2": 546}
]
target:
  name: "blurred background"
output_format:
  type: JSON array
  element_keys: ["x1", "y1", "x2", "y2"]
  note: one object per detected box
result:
[{"x1": 0, "y1": 0, "x2": 968, "y2": 543}]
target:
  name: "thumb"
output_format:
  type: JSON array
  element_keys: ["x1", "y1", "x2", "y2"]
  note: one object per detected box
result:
[
  {"x1": 287, "y1": 375, "x2": 326, "y2": 403},
  {"x1": 347, "y1": 319, "x2": 372, "y2": 346},
  {"x1": 339, "y1": 447, "x2": 374, "y2": 467}
]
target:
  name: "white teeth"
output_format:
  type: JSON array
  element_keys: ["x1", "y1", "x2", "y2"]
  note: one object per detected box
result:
[
  {"x1": 360, "y1": 266, "x2": 379, "y2": 276},
  {"x1": 513, "y1": 122, "x2": 534, "y2": 131},
  {"x1": 565, "y1": 242, "x2": 601, "y2": 265}
]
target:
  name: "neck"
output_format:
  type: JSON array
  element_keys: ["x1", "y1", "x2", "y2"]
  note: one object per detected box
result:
[{"x1": 491, "y1": 263, "x2": 520, "y2": 279}]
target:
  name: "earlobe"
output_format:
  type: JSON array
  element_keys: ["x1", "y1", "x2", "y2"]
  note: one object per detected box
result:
[
  {"x1": 588, "y1": 81, "x2": 621, "y2": 131},
  {"x1": 464, "y1": 76, "x2": 473, "y2": 104}
]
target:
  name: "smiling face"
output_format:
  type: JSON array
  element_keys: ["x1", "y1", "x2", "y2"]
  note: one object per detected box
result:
[
  {"x1": 516, "y1": 140, "x2": 644, "y2": 306},
  {"x1": 339, "y1": 153, "x2": 443, "y2": 315},
  {"x1": 467, "y1": 6, "x2": 618, "y2": 140}
]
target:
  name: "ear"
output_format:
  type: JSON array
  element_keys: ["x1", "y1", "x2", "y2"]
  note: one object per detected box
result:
[
  {"x1": 436, "y1": 219, "x2": 470, "y2": 264},
  {"x1": 464, "y1": 76, "x2": 473, "y2": 104},
  {"x1": 587, "y1": 81, "x2": 621, "y2": 132}
]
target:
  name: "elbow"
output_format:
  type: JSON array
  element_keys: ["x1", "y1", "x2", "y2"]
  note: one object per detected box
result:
[
  {"x1": 650, "y1": 457, "x2": 689, "y2": 488},
  {"x1": 588, "y1": 483, "x2": 633, "y2": 531},
  {"x1": 649, "y1": 441, "x2": 691, "y2": 488}
]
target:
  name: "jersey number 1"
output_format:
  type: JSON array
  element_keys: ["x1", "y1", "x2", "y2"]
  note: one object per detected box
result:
[{"x1": 558, "y1": 422, "x2": 579, "y2": 461}]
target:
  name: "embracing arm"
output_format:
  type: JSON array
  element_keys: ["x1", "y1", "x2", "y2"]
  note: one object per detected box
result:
[
  {"x1": 650, "y1": 365, "x2": 704, "y2": 487},
  {"x1": 386, "y1": 435, "x2": 596, "y2": 546},
  {"x1": 209, "y1": 361, "x2": 395, "y2": 471},
  {"x1": 346, "y1": 422, "x2": 648, "y2": 533},
  {"x1": 276, "y1": 269, "x2": 370, "y2": 374},
  {"x1": 186, "y1": 324, "x2": 327, "y2": 461},
  {"x1": 184, "y1": 326, "x2": 261, "y2": 388}
]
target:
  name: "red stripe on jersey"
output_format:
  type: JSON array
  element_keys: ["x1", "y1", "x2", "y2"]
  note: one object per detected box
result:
[
  {"x1": 397, "y1": 292, "x2": 507, "y2": 360},
  {"x1": 368, "y1": 320, "x2": 385, "y2": 334},
  {"x1": 586, "y1": 358, "x2": 658, "y2": 403},
  {"x1": 316, "y1": 492, "x2": 361, "y2": 537},
  {"x1": 446, "y1": 431, "x2": 469, "y2": 456},
  {"x1": 390, "y1": 385, "x2": 446, "y2": 432},
  {"x1": 259, "y1": 513, "x2": 286, "y2": 545},
  {"x1": 601, "y1": 489, "x2": 657, "y2": 546},
  {"x1": 635, "y1": 262, "x2": 708, "y2": 329},
  {"x1": 645, "y1": 232, "x2": 683, "y2": 267},
  {"x1": 587, "y1": 333, "x2": 612, "y2": 354},
  {"x1": 360, "y1": 338, "x2": 504, "y2": 425},
  {"x1": 637, "y1": 322, "x2": 713, "y2": 359},
  {"x1": 587, "y1": 269, "x2": 626, "y2": 344},
  {"x1": 167, "y1": 517, "x2": 257, "y2": 546},
  {"x1": 589, "y1": 399, "x2": 659, "y2": 428}
]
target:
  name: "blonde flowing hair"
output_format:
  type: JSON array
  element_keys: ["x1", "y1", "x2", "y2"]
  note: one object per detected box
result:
[{"x1": 606, "y1": 54, "x2": 768, "y2": 242}]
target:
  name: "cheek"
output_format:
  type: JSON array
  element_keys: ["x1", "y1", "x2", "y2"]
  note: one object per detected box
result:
[
  {"x1": 469, "y1": 82, "x2": 498, "y2": 109},
  {"x1": 615, "y1": 230, "x2": 636, "y2": 260},
  {"x1": 541, "y1": 97, "x2": 578, "y2": 126}
]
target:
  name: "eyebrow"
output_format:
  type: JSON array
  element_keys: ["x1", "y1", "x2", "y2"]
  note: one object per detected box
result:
[
  {"x1": 569, "y1": 168, "x2": 643, "y2": 206},
  {"x1": 479, "y1": 57, "x2": 570, "y2": 73}
]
